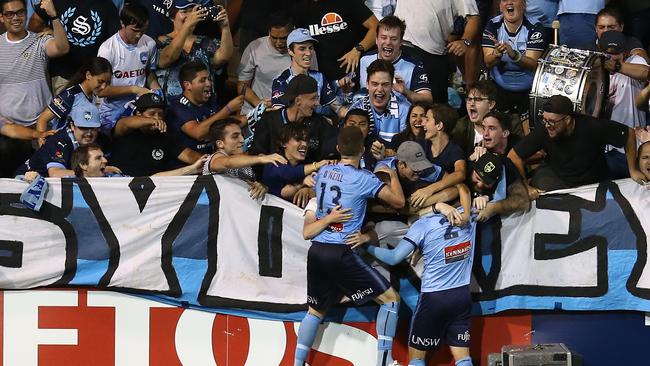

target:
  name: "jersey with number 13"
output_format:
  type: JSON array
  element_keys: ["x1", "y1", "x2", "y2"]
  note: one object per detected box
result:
[{"x1": 313, "y1": 163, "x2": 385, "y2": 245}]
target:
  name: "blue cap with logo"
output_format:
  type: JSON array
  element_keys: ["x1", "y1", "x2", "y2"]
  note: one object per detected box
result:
[
  {"x1": 70, "y1": 105, "x2": 101, "y2": 128},
  {"x1": 287, "y1": 28, "x2": 317, "y2": 48}
]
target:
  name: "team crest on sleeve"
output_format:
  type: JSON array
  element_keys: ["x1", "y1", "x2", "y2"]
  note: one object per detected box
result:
[{"x1": 139, "y1": 52, "x2": 148, "y2": 65}]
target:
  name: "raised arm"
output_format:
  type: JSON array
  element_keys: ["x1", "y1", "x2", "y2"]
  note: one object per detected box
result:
[{"x1": 41, "y1": 1, "x2": 69, "y2": 58}]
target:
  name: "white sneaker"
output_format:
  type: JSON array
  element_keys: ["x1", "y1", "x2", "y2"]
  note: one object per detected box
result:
[{"x1": 389, "y1": 361, "x2": 403, "y2": 366}]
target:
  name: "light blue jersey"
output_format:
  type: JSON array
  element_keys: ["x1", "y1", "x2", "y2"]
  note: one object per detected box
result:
[
  {"x1": 350, "y1": 91, "x2": 410, "y2": 143},
  {"x1": 313, "y1": 163, "x2": 384, "y2": 244},
  {"x1": 482, "y1": 15, "x2": 547, "y2": 92},
  {"x1": 403, "y1": 214, "x2": 477, "y2": 292}
]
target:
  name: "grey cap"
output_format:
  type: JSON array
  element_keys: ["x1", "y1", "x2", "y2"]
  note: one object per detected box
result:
[{"x1": 396, "y1": 141, "x2": 433, "y2": 171}]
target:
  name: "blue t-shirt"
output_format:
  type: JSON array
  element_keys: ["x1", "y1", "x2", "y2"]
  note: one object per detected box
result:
[
  {"x1": 349, "y1": 91, "x2": 410, "y2": 143},
  {"x1": 166, "y1": 95, "x2": 218, "y2": 154},
  {"x1": 424, "y1": 141, "x2": 465, "y2": 175},
  {"x1": 15, "y1": 128, "x2": 78, "y2": 176},
  {"x1": 313, "y1": 163, "x2": 384, "y2": 244},
  {"x1": 48, "y1": 84, "x2": 96, "y2": 130},
  {"x1": 482, "y1": 15, "x2": 547, "y2": 92},
  {"x1": 359, "y1": 51, "x2": 430, "y2": 93},
  {"x1": 402, "y1": 213, "x2": 477, "y2": 292},
  {"x1": 271, "y1": 69, "x2": 336, "y2": 115},
  {"x1": 260, "y1": 163, "x2": 306, "y2": 197}
]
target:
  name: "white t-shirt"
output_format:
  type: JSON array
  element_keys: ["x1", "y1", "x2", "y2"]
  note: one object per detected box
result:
[
  {"x1": 237, "y1": 36, "x2": 291, "y2": 115},
  {"x1": 394, "y1": 0, "x2": 478, "y2": 55},
  {"x1": 609, "y1": 54, "x2": 648, "y2": 130},
  {"x1": 97, "y1": 32, "x2": 158, "y2": 132}
]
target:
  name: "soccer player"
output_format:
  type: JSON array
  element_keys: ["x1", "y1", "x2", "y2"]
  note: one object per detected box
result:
[
  {"x1": 365, "y1": 185, "x2": 475, "y2": 366},
  {"x1": 297, "y1": 126, "x2": 405, "y2": 366}
]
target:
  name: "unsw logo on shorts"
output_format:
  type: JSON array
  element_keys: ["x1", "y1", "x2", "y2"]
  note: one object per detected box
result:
[{"x1": 444, "y1": 241, "x2": 471, "y2": 264}]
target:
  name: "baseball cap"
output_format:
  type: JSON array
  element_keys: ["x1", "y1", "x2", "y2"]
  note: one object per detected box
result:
[
  {"x1": 287, "y1": 28, "x2": 317, "y2": 48},
  {"x1": 542, "y1": 95, "x2": 573, "y2": 115},
  {"x1": 280, "y1": 74, "x2": 318, "y2": 105},
  {"x1": 70, "y1": 105, "x2": 100, "y2": 128},
  {"x1": 134, "y1": 93, "x2": 166, "y2": 112},
  {"x1": 474, "y1": 153, "x2": 503, "y2": 186},
  {"x1": 598, "y1": 30, "x2": 626, "y2": 54},
  {"x1": 396, "y1": 141, "x2": 433, "y2": 172}
]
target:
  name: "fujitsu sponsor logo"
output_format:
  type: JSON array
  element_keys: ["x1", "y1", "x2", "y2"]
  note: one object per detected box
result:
[
  {"x1": 350, "y1": 287, "x2": 373, "y2": 301},
  {"x1": 458, "y1": 330, "x2": 470, "y2": 342},
  {"x1": 308, "y1": 12, "x2": 348, "y2": 36}
]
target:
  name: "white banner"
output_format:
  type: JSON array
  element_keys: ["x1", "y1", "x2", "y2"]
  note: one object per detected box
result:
[{"x1": 1, "y1": 176, "x2": 649, "y2": 316}]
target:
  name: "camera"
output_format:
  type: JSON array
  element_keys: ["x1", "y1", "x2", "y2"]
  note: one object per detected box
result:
[{"x1": 199, "y1": 5, "x2": 223, "y2": 21}]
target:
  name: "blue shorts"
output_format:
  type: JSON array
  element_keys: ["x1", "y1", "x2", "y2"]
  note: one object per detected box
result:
[
  {"x1": 307, "y1": 242, "x2": 390, "y2": 311},
  {"x1": 408, "y1": 285, "x2": 471, "y2": 351}
]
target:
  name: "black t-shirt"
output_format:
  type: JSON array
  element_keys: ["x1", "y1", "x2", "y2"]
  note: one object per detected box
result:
[
  {"x1": 249, "y1": 108, "x2": 339, "y2": 163},
  {"x1": 133, "y1": 0, "x2": 173, "y2": 39},
  {"x1": 424, "y1": 140, "x2": 465, "y2": 174},
  {"x1": 292, "y1": 0, "x2": 372, "y2": 81},
  {"x1": 110, "y1": 130, "x2": 185, "y2": 176},
  {"x1": 513, "y1": 114, "x2": 629, "y2": 186},
  {"x1": 36, "y1": 0, "x2": 120, "y2": 79}
]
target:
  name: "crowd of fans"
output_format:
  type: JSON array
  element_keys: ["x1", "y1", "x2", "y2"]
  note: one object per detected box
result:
[
  {"x1": 2, "y1": 0, "x2": 650, "y2": 364},
  {"x1": 0, "y1": 0, "x2": 647, "y2": 193}
]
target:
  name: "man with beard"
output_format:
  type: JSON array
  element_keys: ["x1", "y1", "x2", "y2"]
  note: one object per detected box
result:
[
  {"x1": 250, "y1": 74, "x2": 338, "y2": 163},
  {"x1": 166, "y1": 60, "x2": 244, "y2": 161},
  {"x1": 349, "y1": 59, "x2": 410, "y2": 147},
  {"x1": 507, "y1": 95, "x2": 645, "y2": 198},
  {"x1": 358, "y1": 15, "x2": 431, "y2": 104},
  {"x1": 110, "y1": 92, "x2": 206, "y2": 176},
  {"x1": 469, "y1": 152, "x2": 529, "y2": 222}
]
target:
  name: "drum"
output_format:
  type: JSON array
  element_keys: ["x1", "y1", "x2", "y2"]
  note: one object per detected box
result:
[{"x1": 530, "y1": 45, "x2": 608, "y2": 128}]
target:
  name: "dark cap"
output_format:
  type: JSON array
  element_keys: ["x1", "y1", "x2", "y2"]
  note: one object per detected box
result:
[
  {"x1": 280, "y1": 74, "x2": 318, "y2": 105},
  {"x1": 134, "y1": 93, "x2": 166, "y2": 112},
  {"x1": 474, "y1": 153, "x2": 503, "y2": 186},
  {"x1": 598, "y1": 30, "x2": 626, "y2": 54},
  {"x1": 396, "y1": 141, "x2": 433, "y2": 171},
  {"x1": 542, "y1": 95, "x2": 573, "y2": 115}
]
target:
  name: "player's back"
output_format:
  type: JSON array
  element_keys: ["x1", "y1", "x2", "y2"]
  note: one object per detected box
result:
[
  {"x1": 407, "y1": 213, "x2": 477, "y2": 292},
  {"x1": 313, "y1": 163, "x2": 384, "y2": 245}
]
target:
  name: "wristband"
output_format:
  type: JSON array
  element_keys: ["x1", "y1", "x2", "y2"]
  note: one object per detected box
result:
[
  {"x1": 226, "y1": 104, "x2": 234, "y2": 114},
  {"x1": 432, "y1": 203, "x2": 440, "y2": 214},
  {"x1": 312, "y1": 162, "x2": 318, "y2": 170},
  {"x1": 512, "y1": 50, "x2": 523, "y2": 63}
]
